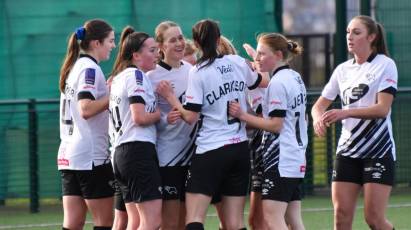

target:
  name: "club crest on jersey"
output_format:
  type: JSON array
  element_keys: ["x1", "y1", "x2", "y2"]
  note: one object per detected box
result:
[
  {"x1": 85, "y1": 68, "x2": 95, "y2": 85},
  {"x1": 365, "y1": 73, "x2": 376, "y2": 82},
  {"x1": 342, "y1": 83, "x2": 369, "y2": 105},
  {"x1": 135, "y1": 70, "x2": 143, "y2": 85}
]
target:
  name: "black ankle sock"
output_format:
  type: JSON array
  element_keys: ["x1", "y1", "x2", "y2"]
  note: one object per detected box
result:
[
  {"x1": 93, "y1": 227, "x2": 112, "y2": 230},
  {"x1": 186, "y1": 222, "x2": 204, "y2": 230},
  {"x1": 62, "y1": 228, "x2": 69, "y2": 230}
]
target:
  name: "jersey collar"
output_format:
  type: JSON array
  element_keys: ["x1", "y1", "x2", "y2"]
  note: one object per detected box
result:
[
  {"x1": 158, "y1": 60, "x2": 184, "y2": 71},
  {"x1": 352, "y1": 52, "x2": 377, "y2": 64},
  {"x1": 270, "y1": 65, "x2": 290, "y2": 78},
  {"x1": 79, "y1": 54, "x2": 98, "y2": 64},
  {"x1": 127, "y1": 64, "x2": 138, "y2": 69}
]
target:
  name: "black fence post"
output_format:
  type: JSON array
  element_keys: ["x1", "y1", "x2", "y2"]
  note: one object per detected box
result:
[
  {"x1": 305, "y1": 104, "x2": 314, "y2": 195},
  {"x1": 28, "y1": 99, "x2": 39, "y2": 213},
  {"x1": 360, "y1": 0, "x2": 371, "y2": 16}
]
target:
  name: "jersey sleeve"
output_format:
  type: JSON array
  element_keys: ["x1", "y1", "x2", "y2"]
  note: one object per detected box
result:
[
  {"x1": 183, "y1": 68, "x2": 202, "y2": 112},
  {"x1": 77, "y1": 68, "x2": 98, "y2": 100},
  {"x1": 241, "y1": 57, "x2": 261, "y2": 90},
  {"x1": 321, "y1": 65, "x2": 341, "y2": 100},
  {"x1": 267, "y1": 80, "x2": 287, "y2": 117},
  {"x1": 126, "y1": 69, "x2": 147, "y2": 104},
  {"x1": 378, "y1": 60, "x2": 398, "y2": 96}
]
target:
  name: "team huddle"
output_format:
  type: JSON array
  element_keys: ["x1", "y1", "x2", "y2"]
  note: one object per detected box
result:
[{"x1": 57, "y1": 16, "x2": 398, "y2": 230}]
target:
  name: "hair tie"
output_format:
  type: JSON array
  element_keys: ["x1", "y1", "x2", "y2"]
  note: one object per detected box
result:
[
  {"x1": 75, "y1": 27, "x2": 86, "y2": 41},
  {"x1": 287, "y1": 41, "x2": 296, "y2": 51}
]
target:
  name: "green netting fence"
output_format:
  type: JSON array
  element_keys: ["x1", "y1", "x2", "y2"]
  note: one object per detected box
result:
[{"x1": 1, "y1": 90, "x2": 410, "y2": 212}]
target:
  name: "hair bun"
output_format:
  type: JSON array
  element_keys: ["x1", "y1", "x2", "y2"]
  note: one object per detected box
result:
[{"x1": 287, "y1": 41, "x2": 296, "y2": 51}]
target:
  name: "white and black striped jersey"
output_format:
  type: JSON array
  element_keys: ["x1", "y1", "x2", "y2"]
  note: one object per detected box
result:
[
  {"x1": 322, "y1": 54, "x2": 397, "y2": 159},
  {"x1": 58, "y1": 54, "x2": 110, "y2": 170},
  {"x1": 184, "y1": 54, "x2": 261, "y2": 154},
  {"x1": 147, "y1": 60, "x2": 197, "y2": 166},
  {"x1": 109, "y1": 66, "x2": 157, "y2": 148},
  {"x1": 258, "y1": 66, "x2": 307, "y2": 178}
]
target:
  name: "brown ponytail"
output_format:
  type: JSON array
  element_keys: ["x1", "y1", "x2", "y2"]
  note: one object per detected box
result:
[
  {"x1": 111, "y1": 26, "x2": 151, "y2": 77},
  {"x1": 59, "y1": 33, "x2": 80, "y2": 93},
  {"x1": 59, "y1": 19, "x2": 113, "y2": 93},
  {"x1": 353, "y1": 15, "x2": 389, "y2": 56},
  {"x1": 375, "y1": 23, "x2": 389, "y2": 56},
  {"x1": 111, "y1": 26, "x2": 135, "y2": 77}
]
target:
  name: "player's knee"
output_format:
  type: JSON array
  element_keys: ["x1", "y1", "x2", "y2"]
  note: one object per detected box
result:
[{"x1": 364, "y1": 209, "x2": 383, "y2": 228}]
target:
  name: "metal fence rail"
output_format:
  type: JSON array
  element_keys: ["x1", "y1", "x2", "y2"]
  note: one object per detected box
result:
[{"x1": 0, "y1": 90, "x2": 410, "y2": 212}]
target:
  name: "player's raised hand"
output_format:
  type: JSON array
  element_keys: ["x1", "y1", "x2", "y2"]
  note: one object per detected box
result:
[{"x1": 243, "y1": 43, "x2": 257, "y2": 60}]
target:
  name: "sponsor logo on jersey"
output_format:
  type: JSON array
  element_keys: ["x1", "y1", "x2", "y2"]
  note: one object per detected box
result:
[
  {"x1": 385, "y1": 78, "x2": 397, "y2": 84},
  {"x1": 228, "y1": 136, "x2": 242, "y2": 144},
  {"x1": 342, "y1": 83, "x2": 369, "y2": 105},
  {"x1": 270, "y1": 99, "x2": 282, "y2": 105},
  {"x1": 135, "y1": 70, "x2": 143, "y2": 85},
  {"x1": 300, "y1": 165, "x2": 306, "y2": 172},
  {"x1": 85, "y1": 68, "x2": 96, "y2": 85},
  {"x1": 216, "y1": 64, "x2": 234, "y2": 75},
  {"x1": 83, "y1": 85, "x2": 95, "y2": 90},
  {"x1": 134, "y1": 88, "x2": 145, "y2": 93},
  {"x1": 57, "y1": 158, "x2": 69, "y2": 166}
]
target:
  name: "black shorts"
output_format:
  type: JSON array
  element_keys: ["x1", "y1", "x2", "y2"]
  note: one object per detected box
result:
[
  {"x1": 114, "y1": 180, "x2": 126, "y2": 211},
  {"x1": 186, "y1": 141, "x2": 250, "y2": 197},
  {"x1": 249, "y1": 129, "x2": 264, "y2": 193},
  {"x1": 210, "y1": 194, "x2": 222, "y2": 204},
  {"x1": 60, "y1": 163, "x2": 115, "y2": 199},
  {"x1": 261, "y1": 168, "x2": 302, "y2": 202},
  {"x1": 332, "y1": 154, "x2": 395, "y2": 186},
  {"x1": 160, "y1": 166, "x2": 188, "y2": 201},
  {"x1": 113, "y1": 141, "x2": 162, "y2": 203}
]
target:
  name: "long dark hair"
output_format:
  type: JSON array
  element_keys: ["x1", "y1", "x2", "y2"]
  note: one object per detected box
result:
[
  {"x1": 59, "y1": 19, "x2": 113, "y2": 93},
  {"x1": 353, "y1": 15, "x2": 389, "y2": 56},
  {"x1": 192, "y1": 19, "x2": 220, "y2": 69}
]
